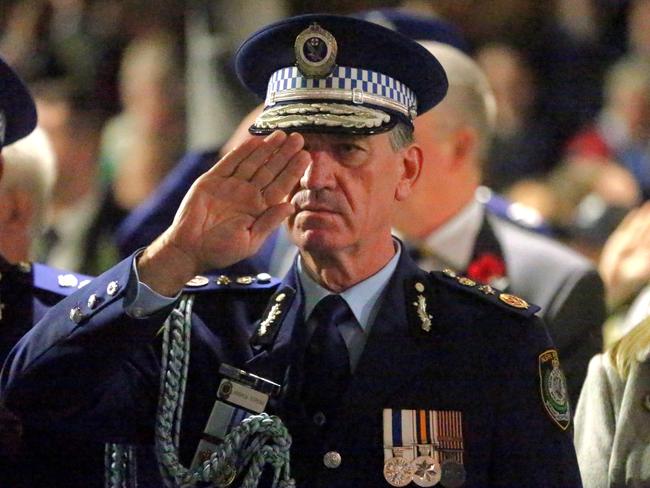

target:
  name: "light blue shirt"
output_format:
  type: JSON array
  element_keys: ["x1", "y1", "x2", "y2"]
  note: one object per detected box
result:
[
  {"x1": 297, "y1": 242, "x2": 401, "y2": 371},
  {"x1": 127, "y1": 242, "x2": 402, "y2": 372}
]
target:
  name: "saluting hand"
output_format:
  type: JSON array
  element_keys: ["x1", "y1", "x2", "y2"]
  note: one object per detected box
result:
[{"x1": 138, "y1": 130, "x2": 310, "y2": 296}]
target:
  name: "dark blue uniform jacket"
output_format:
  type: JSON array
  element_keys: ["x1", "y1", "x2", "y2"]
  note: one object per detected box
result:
[{"x1": 1, "y1": 250, "x2": 582, "y2": 487}]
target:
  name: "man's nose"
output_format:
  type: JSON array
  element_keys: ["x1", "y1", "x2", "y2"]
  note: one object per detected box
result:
[{"x1": 300, "y1": 150, "x2": 336, "y2": 190}]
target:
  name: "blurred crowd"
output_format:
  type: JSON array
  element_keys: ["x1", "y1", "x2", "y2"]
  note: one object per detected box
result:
[
  {"x1": 0, "y1": 0, "x2": 646, "y2": 326},
  {"x1": 1, "y1": 0, "x2": 650, "y2": 485},
  {"x1": 2, "y1": 0, "x2": 649, "y2": 358}
]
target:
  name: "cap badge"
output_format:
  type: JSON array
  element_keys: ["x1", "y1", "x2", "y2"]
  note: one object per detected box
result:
[{"x1": 294, "y1": 23, "x2": 337, "y2": 78}]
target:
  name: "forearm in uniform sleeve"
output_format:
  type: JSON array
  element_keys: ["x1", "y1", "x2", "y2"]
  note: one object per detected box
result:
[{"x1": 0, "y1": 253, "x2": 178, "y2": 434}]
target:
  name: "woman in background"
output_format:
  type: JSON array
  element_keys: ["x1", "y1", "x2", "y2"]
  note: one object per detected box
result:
[{"x1": 574, "y1": 315, "x2": 650, "y2": 487}]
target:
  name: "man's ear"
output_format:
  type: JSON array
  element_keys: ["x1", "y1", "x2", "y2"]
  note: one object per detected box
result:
[
  {"x1": 395, "y1": 143, "x2": 423, "y2": 201},
  {"x1": 450, "y1": 126, "x2": 479, "y2": 169}
]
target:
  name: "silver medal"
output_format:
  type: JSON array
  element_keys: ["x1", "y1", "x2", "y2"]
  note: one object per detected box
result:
[{"x1": 412, "y1": 455, "x2": 441, "y2": 487}]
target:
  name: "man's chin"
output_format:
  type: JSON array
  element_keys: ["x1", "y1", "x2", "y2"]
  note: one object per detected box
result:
[{"x1": 292, "y1": 228, "x2": 341, "y2": 254}]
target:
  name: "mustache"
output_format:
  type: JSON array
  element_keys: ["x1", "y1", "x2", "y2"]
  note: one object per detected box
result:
[{"x1": 291, "y1": 189, "x2": 344, "y2": 213}]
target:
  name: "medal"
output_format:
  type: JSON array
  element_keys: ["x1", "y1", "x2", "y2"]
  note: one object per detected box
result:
[
  {"x1": 440, "y1": 460, "x2": 466, "y2": 488},
  {"x1": 411, "y1": 411, "x2": 441, "y2": 487},
  {"x1": 384, "y1": 455, "x2": 415, "y2": 487},
  {"x1": 383, "y1": 410, "x2": 415, "y2": 486},
  {"x1": 412, "y1": 454, "x2": 441, "y2": 487}
]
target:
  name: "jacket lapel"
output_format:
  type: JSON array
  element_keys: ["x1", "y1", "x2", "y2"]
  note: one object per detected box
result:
[
  {"x1": 465, "y1": 213, "x2": 510, "y2": 290},
  {"x1": 344, "y1": 251, "x2": 443, "y2": 412},
  {"x1": 244, "y1": 263, "x2": 304, "y2": 386}
]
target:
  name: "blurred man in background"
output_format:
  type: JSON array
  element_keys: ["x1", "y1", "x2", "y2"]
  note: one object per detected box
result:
[{"x1": 394, "y1": 39, "x2": 606, "y2": 406}]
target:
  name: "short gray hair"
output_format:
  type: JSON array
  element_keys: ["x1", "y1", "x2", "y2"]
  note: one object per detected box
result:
[
  {"x1": 0, "y1": 127, "x2": 57, "y2": 237},
  {"x1": 417, "y1": 40, "x2": 497, "y2": 160},
  {"x1": 389, "y1": 121, "x2": 415, "y2": 151}
]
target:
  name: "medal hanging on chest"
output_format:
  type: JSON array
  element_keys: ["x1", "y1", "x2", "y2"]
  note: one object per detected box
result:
[{"x1": 382, "y1": 409, "x2": 466, "y2": 487}]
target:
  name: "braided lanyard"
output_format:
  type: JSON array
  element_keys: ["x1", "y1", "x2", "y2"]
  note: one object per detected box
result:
[{"x1": 105, "y1": 295, "x2": 295, "y2": 488}]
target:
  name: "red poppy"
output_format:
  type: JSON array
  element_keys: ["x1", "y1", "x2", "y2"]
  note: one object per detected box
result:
[{"x1": 466, "y1": 253, "x2": 506, "y2": 284}]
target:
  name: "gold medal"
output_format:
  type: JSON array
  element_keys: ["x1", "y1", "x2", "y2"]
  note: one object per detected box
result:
[
  {"x1": 383, "y1": 456, "x2": 415, "y2": 487},
  {"x1": 411, "y1": 455, "x2": 441, "y2": 487}
]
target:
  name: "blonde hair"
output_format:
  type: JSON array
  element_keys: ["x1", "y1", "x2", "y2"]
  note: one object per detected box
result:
[{"x1": 608, "y1": 315, "x2": 650, "y2": 379}]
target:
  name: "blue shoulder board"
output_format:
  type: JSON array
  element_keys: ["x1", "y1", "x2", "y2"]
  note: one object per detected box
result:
[
  {"x1": 32, "y1": 262, "x2": 94, "y2": 296},
  {"x1": 182, "y1": 272, "x2": 281, "y2": 293},
  {"x1": 430, "y1": 269, "x2": 541, "y2": 318},
  {"x1": 477, "y1": 186, "x2": 552, "y2": 235}
]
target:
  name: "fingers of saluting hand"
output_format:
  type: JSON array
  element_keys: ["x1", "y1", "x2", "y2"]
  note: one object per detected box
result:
[
  {"x1": 250, "y1": 132, "x2": 305, "y2": 189},
  {"x1": 212, "y1": 130, "x2": 289, "y2": 180},
  {"x1": 261, "y1": 148, "x2": 311, "y2": 205}
]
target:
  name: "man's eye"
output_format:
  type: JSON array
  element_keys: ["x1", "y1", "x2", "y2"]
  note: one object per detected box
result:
[{"x1": 338, "y1": 143, "x2": 361, "y2": 153}]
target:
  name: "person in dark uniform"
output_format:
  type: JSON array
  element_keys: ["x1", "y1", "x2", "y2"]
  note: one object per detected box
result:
[
  {"x1": 0, "y1": 55, "x2": 96, "y2": 487},
  {"x1": 1, "y1": 14, "x2": 581, "y2": 488}
]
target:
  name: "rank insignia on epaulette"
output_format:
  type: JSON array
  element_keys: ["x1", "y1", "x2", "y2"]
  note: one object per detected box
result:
[
  {"x1": 215, "y1": 275, "x2": 231, "y2": 286},
  {"x1": 539, "y1": 349, "x2": 570, "y2": 431},
  {"x1": 499, "y1": 293, "x2": 529, "y2": 309},
  {"x1": 250, "y1": 287, "x2": 296, "y2": 347},
  {"x1": 185, "y1": 275, "x2": 209, "y2": 287},
  {"x1": 456, "y1": 276, "x2": 476, "y2": 287},
  {"x1": 406, "y1": 280, "x2": 434, "y2": 333}
]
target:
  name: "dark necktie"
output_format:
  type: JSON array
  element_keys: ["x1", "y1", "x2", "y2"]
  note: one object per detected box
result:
[{"x1": 301, "y1": 295, "x2": 354, "y2": 419}]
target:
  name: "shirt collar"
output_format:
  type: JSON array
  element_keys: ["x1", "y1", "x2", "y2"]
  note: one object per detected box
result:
[
  {"x1": 423, "y1": 197, "x2": 484, "y2": 270},
  {"x1": 297, "y1": 240, "x2": 402, "y2": 332}
]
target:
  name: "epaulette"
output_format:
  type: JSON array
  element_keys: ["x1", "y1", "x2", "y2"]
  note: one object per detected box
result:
[
  {"x1": 32, "y1": 262, "x2": 94, "y2": 296},
  {"x1": 182, "y1": 272, "x2": 281, "y2": 293},
  {"x1": 429, "y1": 268, "x2": 540, "y2": 317}
]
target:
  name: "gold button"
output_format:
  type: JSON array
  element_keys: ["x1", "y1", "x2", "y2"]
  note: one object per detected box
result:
[
  {"x1": 499, "y1": 293, "x2": 529, "y2": 309},
  {"x1": 415, "y1": 282, "x2": 425, "y2": 292}
]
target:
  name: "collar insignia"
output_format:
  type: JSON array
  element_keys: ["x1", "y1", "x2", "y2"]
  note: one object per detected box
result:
[{"x1": 250, "y1": 287, "x2": 296, "y2": 348}]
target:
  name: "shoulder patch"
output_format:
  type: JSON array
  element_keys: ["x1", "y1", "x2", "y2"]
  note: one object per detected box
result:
[
  {"x1": 32, "y1": 263, "x2": 94, "y2": 296},
  {"x1": 182, "y1": 272, "x2": 281, "y2": 293},
  {"x1": 538, "y1": 349, "x2": 571, "y2": 431},
  {"x1": 429, "y1": 270, "x2": 540, "y2": 318},
  {"x1": 250, "y1": 286, "x2": 296, "y2": 348}
]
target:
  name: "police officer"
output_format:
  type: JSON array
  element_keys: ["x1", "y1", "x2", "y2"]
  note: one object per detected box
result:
[{"x1": 2, "y1": 15, "x2": 582, "y2": 487}]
